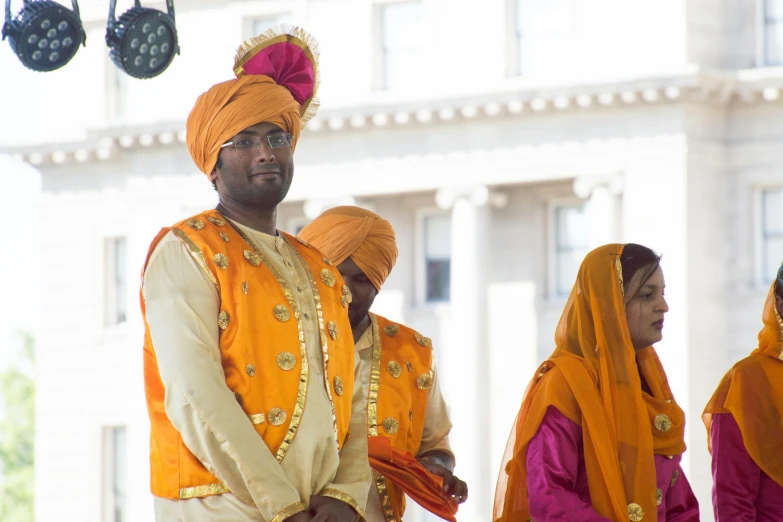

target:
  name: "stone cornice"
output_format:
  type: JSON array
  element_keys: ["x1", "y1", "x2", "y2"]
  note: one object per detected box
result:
[{"x1": 6, "y1": 68, "x2": 783, "y2": 167}]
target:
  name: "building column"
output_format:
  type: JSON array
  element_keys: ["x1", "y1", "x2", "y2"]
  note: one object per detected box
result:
[{"x1": 434, "y1": 185, "x2": 498, "y2": 522}]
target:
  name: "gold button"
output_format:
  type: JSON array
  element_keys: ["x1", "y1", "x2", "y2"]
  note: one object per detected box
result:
[
  {"x1": 273, "y1": 304, "x2": 291, "y2": 322},
  {"x1": 212, "y1": 253, "x2": 228, "y2": 270},
  {"x1": 286, "y1": 261, "x2": 293, "y2": 267},
  {"x1": 627, "y1": 503, "x2": 644, "y2": 522},
  {"x1": 654, "y1": 413, "x2": 672, "y2": 432},
  {"x1": 417, "y1": 372, "x2": 433, "y2": 390},
  {"x1": 304, "y1": 313, "x2": 310, "y2": 320},
  {"x1": 415, "y1": 331, "x2": 432, "y2": 347},
  {"x1": 333, "y1": 376, "x2": 344, "y2": 396},
  {"x1": 243, "y1": 250, "x2": 261, "y2": 267},
  {"x1": 245, "y1": 364, "x2": 256, "y2": 377},
  {"x1": 384, "y1": 324, "x2": 400, "y2": 337},
  {"x1": 185, "y1": 218, "x2": 205, "y2": 231},
  {"x1": 268, "y1": 408, "x2": 287, "y2": 426},
  {"x1": 382, "y1": 417, "x2": 399, "y2": 435},
  {"x1": 320, "y1": 268, "x2": 337, "y2": 287},
  {"x1": 217, "y1": 310, "x2": 230, "y2": 330},
  {"x1": 296, "y1": 286, "x2": 302, "y2": 292},
  {"x1": 322, "y1": 257, "x2": 332, "y2": 266},
  {"x1": 387, "y1": 361, "x2": 402, "y2": 378},
  {"x1": 207, "y1": 216, "x2": 226, "y2": 226},
  {"x1": 277, "y1": 351, "x2": 297, "y2": 371},
  {"x1": 219, "y1": 232, "x2": 229, "y2": 242}
]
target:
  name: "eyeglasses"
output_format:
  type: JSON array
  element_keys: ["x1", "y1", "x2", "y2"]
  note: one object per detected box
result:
[{"x1": 220, "y1": 132, "x2": 293, "y2": 152}]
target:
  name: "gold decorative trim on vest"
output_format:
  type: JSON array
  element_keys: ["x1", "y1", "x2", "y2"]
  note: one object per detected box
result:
[
  {"x1": 228, "y1": 222, "x2": 309, "y2": 463},
  {"x1": 171, "y1": 228, "x2": 218, "y2": 290},
  {"x1": 179, "y1": 483, "x2": 229, "y2": 499}
]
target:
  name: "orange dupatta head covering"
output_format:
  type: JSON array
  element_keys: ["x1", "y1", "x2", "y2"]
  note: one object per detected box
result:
[
  {"x1": 493, "y1": 244, "x2": 686, "y2": 522},
  {"x1": 703, "y1": 281, "x2": 783, "y2": 486},
  {"x1": 298, "y1": 206, "x2": 398, "y2": 291},
  {"x1": 186, "y1": 25, "x2": 320, "y2": 175}
]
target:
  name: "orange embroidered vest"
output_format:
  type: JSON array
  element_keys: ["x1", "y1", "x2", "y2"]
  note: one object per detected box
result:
[
  {"x1": 141, "y1": 210, "x2": 355, "y2": 500},
  {"x1": 367, "y1": 313, "x2": 433, "y2": 521}
]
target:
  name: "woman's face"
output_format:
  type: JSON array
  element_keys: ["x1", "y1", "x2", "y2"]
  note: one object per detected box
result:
[{"x1": 625, "y1": 265, "x2": 669, "y2": 350}]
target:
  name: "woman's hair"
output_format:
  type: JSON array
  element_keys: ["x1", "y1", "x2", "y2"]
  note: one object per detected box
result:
[
  {"x1": 620, "y1": 243, "x2": 661, "y2": 298},
  {"x1": 776, "y1": 262, "x2": 783, "y2": 300}
]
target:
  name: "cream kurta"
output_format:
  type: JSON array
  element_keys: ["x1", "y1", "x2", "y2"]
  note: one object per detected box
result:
[
  {"x1": 353, "y1": 323, "x2": 454, "y2": 522},
  {"x1": 143, "y1": 220, "x2": 371, "y2": 522}
]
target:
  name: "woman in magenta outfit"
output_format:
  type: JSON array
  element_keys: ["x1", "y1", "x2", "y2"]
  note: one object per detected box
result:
[
  {"x1": 703, "y1": 263, "x2": 783, "y2": 521},
  {"x1": 494, "y1": 244, "x2": 699, "y2": 522}
]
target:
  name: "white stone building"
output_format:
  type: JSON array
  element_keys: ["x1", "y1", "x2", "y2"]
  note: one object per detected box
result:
[{"x1": 3, "y1": 0, "x2": 783, "y2": 521}]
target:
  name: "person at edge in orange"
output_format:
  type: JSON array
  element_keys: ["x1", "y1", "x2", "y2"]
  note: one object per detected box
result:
[
  {"x1": 493, "y1": 244, "x2": 699, "y2": 522},
  {"x1": 141, "y1": 26, "x2": 370, "y2": 522},
  {"x1": 703, "y1": 262, "x2": 783, "y2": 521},
  {"x1": 298, "y1": 206, "x2": 468, "y2": 521}
]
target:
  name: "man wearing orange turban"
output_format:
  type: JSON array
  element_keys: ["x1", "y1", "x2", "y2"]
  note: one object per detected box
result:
[
  {"x1": 299, "y1": 206, "x2": 468, "y2": 522},
  {"x1": 141, "y1": 27, "x2": 370, "y2": 522}
]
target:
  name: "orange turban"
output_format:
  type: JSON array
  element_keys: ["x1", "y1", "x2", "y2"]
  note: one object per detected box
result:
[
  {"x1": 185, "y1": 74, "x2": 301, "y2": 176},
  {"x1": 298, "y1": 206, "x2": 398, "y2": 291}
]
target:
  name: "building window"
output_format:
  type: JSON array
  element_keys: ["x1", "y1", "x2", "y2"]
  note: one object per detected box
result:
[
  {"x1": 761, "y1": 188, "x2": 783, "y2": 282},
  {"x1": 244, "y1": 13, "x2": 293, "y2": 39},
  {"x1": 105, "y1": 237, "x2": 127, "y2": 326},
  {"x1": 553, "y1": 202, "x2": 589, "y2": 296},
  {"x1": 422, "y1": 214, "x2": 451, "y2": 302},
  {"x1": 764, "y1": 0, "x2": 783, "y2": 65},
  {"x1": 513, "y1": 0, "x2": 571, "y2": 76},
  {"x1": 102, "y1": 427, "x2": 127, "y2": 522},
  {"x1": 377, "y1": 1, "x2": 427, "y2": 90}
]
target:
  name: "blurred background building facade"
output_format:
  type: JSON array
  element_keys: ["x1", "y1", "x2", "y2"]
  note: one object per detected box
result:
[{"x1": 3, "y1": 0, "x2": 783, "y2": 521}]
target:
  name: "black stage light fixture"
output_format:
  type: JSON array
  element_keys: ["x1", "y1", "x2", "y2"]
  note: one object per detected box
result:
[
  {"x1": 106, "y1": 0, "x2": 179, "y2": 80},
  {"x1": 2, "y1": 0, "x2": 86, "y2": 72}
]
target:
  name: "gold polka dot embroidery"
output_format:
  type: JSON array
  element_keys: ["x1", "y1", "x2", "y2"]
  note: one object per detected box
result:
[
  {"x1": 322, "y1": 257, "x2": 332, "y2": 266},
  {"x1": 277, "y1": 351, "x2": 297, "y2": 371},
  {"x1": 249, "y1": 414, "x2": 265, "y2": 425},
  {"x1": 207, "y1": 216, "x2": 226, "y2": 226},
  {"x1": 185, "y1": 218, "x2": 205, "y2": 231},
  {"x1": 217, "y1": 310, "x2": 230, "y2": 330},
  {"x1": 342, "y1": 285, "x2": 352, "y2": 304},
  {"x1": 627, "y1": 503, "x2": 644, "y2": 522},
  {"x1": 268, "y1": 408, "x2": 287, "y2": 426},
  {"x1": 243, "y1": 249, "x2": 262, "y2": 267},
  {"x1": 417, "y1": 372, "x2": 433, "y2": 391},
  {"x1": 273, "y1": 304, "x2": 291, "y2": 322},
  {"x1": 383, "y1": 324, "x2": 400, "y2": 337},
  {"x1": 656, "y1": 488, "x2": 662, "y2": 506},
  {"x1": 415, "y1": 331, "x2": 432, "y2": 347},
  {"x1": 670, "y1": 469, "x2": 679, "y2": 488},
  {"x1": 387, "y1": 361, "x2": 402, "y2": 378},
  {"x1": 654, "y1": 413, "x2": 672, "y2": 432},
  {"x1": 407, "y1": 361, "x2": 413, "y2": 372},
  {"x1": 242, "y1": 282, "x2": 249, "y2": 295},
  {"x1": 328, "y1": 321, "x2": 338, "y2": 340},
  {"x1": 233, "y1": 391, "x2": 242, "y2": 404},
  {"x1": 219, "y1": 232, "x2": 230, "y2": 242},
  {"x1": 320, "y1": 268, "x2": 336, "y2": 287},
  {"x1": 382, "y1": 417, "x2": 399, "y2": 435},
  {"x1": 245, "y1": 364, "x2": 256, "y2": 377},
  {"x1": 212, "y1": 253, "x2": 228, "y2": 270},
  {"x1": 333, "y1": 376, "x2": 344, "y2": 396}
]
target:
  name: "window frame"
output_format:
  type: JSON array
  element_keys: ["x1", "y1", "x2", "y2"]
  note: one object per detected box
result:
[
  {"x1": 415, "y1": 207, "x2": 452, "y2": 306},
  {"x1": 547, "y1": 197, "x2": 590, "y2": 298}
]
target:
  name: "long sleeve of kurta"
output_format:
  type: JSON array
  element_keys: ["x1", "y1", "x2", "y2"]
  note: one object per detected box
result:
[
  {"x1": 143, "y1": 232, "x2": 304, "y2": 521},
  {"x1": 659, "y1": 457, "x2": 699, "y2": 522},
  {"x1": 711, "y1": 413, "x2": 759, "y2": 521},
  {"x1": 417, "y1": 360, "x2": 454, "y2": 459},
  {"x1": 526, "y1": 407, "x2": 610, "y2": 522}
]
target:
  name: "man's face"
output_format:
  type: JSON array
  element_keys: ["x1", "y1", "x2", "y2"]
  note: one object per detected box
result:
[
  {"x1": 336, "y1": 257, "x2": 379, "y2": 330},
  {"x1": 209, "y1": 122, "x2": 294, "y2": 209}
]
